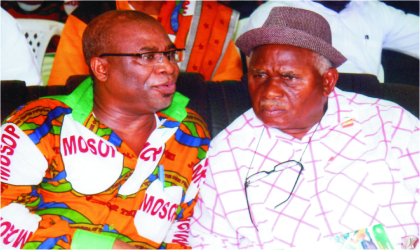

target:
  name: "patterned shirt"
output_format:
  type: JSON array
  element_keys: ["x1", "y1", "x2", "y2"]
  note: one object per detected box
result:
[
  {"x1": 1, "y1": 77, "x2": 210, "y2": 249},
  {"x1": 189, "y1": 87, "x2": 419, "y2": 249}
]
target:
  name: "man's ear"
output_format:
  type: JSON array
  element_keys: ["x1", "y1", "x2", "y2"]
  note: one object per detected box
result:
[
  {"x1": 90, "y1": 57, "x2": 108, "y2": 82},
  {"x1": 322, "y1": 68, "x2": 339, "y2": 97}
]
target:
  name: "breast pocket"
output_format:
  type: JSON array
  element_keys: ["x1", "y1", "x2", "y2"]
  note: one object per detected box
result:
[
  {"x1": 60, "y1": 115, "x2": 124, "y2": 195},
  {"x1": 134, "y1": 179, "x2": 183, "y2": 244}
]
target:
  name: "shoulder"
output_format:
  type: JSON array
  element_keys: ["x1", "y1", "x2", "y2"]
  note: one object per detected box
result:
[
  {"x1": 210, "y1": 108, "x2": 259, "y2": 147},
  {"x1": 350, "y1": 0, "x2": 391, "y2": 9},
  {"x1": 347, "y1": 0, "x2": 406, "y2": 17},
  {"x1": 335, "y1": 87, "x2": 405, "y2": 112},
  {"x1": 179, "y1": 108, "x2": 211, "y2": 140},
  {"x1": 1, "y1": 10, "x2": 21, "y2": 44},
  {"x1": 184, "y1": 108, "x2": 209, "y2": 131},
  {"x1": 334, "y1": 88, "x2": 418, "y2": 130},
  {"x1": 3, "y1": 98, "x2": 72, "y2": 128},
  {"x1": 1, "y1": 9, "x2": 17, "y2": 26},
  {"x1": 157, "y1": 107, "x2": 211, "y2": 141}
]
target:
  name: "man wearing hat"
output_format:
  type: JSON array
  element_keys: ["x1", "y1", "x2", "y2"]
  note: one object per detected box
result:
[
  {"x1": 188, "y1": 7, "x2": 419, "y2": 249},
  {"x1": 241, "y1": 0, "x2": 419, "y2": 84}
]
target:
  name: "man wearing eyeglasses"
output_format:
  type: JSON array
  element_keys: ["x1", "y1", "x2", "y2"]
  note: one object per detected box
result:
[
  {"x1": 1, "y1": 10, "x2": 210, "y2": 249},
  {"x1": 189, "y1": 7, "x2": 419, "y2": 249}
]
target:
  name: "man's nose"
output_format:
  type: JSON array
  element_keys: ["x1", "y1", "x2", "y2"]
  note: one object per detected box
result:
[
  {"x1": 155, "y1": 54, "x2": 176, "y2": 74},
  {"x1": 262, "y1": 77, "x2": 285, "y2": 98}
]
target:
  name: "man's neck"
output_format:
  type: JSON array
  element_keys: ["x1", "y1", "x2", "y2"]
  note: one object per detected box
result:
[
  {"x1": 280, "y1": 103, "x2": 328, "y2": 140},
  {"x1": 128, "y1": 1, "x2": 163, "y2": 15},
  {"x1": 92, "y1": 96, "x2": 157, "y2": 157},
  {"x1": 280, "y1": 128, "x2": 313, "y2": 141}
]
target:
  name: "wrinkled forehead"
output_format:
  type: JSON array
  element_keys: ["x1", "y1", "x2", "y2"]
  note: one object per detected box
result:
[{"x1": 249, "y1": 44, "x2": 317, "y2": 66}]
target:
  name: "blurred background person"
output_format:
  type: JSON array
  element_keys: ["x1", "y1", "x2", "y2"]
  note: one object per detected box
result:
[
  {"x1": 47, "y1": 1, "x2": 242, "y2": 86},
  {"x1": 1, "y1": 8, "x2": 43, "y2": 86},
  {"x1": 241, "y1": 0, "x2": 419, "y2": 85},
  {"x1": 1, "y1": 1, "x2": 77, "y2": 85}
]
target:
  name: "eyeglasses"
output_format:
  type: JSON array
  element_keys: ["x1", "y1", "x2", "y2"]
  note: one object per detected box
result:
[
  {"x1": 99, "y1": 49, "x2": 185, "y2": 66},
  {"x1": 245, "y1": 160, "x2": 304, "y2": 229},
  {"x1": 244, "y1": 123, "x2": 319, "y2": 230}
]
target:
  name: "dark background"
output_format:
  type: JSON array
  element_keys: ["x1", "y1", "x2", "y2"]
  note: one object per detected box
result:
[{"x1": 380, "y1": 1, "x2": 419, "y2": 86}]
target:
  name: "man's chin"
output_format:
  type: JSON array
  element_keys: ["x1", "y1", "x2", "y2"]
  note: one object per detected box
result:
[
  {"x1": 259, "y1": 116, "x2": 295, "y2": 131},
  {"x1": 156, "y1": 94, "x2": 175, "y2": 111},
  {"x1": 162, "y1": 92, "x2": 175, "y2": 98},
  {"x1": 264, "y1": 123, "x2": 291, "y2": 131},
  {"x1": 257, "y1": 111, "x2": 288, "y2": 126}
]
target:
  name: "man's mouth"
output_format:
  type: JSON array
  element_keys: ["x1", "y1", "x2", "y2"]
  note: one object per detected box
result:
[
  {"x1": 153, "y1": 81, "x2": 176, "y2": 95},
  {"x1": 261, "y1": 107, "x2": 286, "y2": 116},
  {"x1": 260, "y1": 100, "x2": 286, "y2": 116}
]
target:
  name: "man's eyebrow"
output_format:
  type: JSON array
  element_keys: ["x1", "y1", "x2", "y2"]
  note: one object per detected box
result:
[
  {"x1": 139, "y1": 44, "x2": 177, "y2": 52},
  {"x1": 166, "y1": 44, "x2": 177, "y2": 50},
  {"x1": 139, "y1": 46, "x2": 159, "y2": 52},
  {"x1": 281, "y1": 70, "x2": 296, "y2": 75},
  {"x1": 250, "y1": 68, "x2": 265, "y2": 74},
  {"x1": 250, "y1": 67, "x2": 297, "y2": 75}
]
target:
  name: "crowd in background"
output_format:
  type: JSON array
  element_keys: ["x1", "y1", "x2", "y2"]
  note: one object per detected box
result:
[{"x1": 1, "y1": 0, "x2": 419, "y2": 86}]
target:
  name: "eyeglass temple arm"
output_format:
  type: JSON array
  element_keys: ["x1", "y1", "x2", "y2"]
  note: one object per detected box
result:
[{"x1": 244, "y1": 181, "x2": 259, "y2": 231}]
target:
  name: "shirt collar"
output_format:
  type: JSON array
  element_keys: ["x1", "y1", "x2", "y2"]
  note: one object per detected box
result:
[
  {"x1": 45, "y1": 76, "x2": 190, "y2": 124},
  {"x1": 321, "y1": 87, "x2": 357, "y2": 129},
  {"x1": 246, "y1": 87, "x2": 357, "y2": 141}
]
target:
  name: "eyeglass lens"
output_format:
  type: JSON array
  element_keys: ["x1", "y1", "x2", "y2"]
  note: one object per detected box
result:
[
  {"x1": 246, "y1": 160, "x2": 301, "y2": 185},
  {"x1": 141, "y1": 50, "x2": 181, "y2": 65},
  {"x1": 245, "y1": 160, "x2": 303, "y2": 229}
]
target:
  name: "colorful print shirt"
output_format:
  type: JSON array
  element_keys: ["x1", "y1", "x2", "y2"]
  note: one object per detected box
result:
[
  {"x1": 1, "y1": 77, "x2": 210, "y2": 249},
  {"x1": 189, "y1": 88, "x2": 419, "y2": 249}
]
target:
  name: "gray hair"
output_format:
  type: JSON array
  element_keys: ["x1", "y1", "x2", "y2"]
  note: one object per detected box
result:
[{"x1": 313, "y1": 52, "x2": 333, "y2": 75}]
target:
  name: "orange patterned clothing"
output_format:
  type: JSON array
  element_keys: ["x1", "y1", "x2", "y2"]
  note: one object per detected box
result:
[
  {"x1": 48, "y1": 1, "x2": 242, "y2": 86},
  {"x1": 1, "y1": 77, "x2": 210, "y2": 249}
]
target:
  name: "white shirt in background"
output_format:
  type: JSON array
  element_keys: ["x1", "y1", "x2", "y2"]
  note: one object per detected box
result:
[
  {"x1": 1, "y1": 8, "x2": 43, "y2": 86},
  {"x1": 241, "y1": 0, "x2": 419, "y2": 83}
]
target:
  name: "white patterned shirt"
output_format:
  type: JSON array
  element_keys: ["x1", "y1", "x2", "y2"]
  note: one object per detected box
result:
[{"x1": 189, "y1": 87, "x2": 419, "y2": 249}]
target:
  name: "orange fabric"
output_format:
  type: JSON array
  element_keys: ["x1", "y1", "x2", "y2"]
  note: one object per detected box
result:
[
  {"x1": 47, "y1": 0, "x2": 242, "y2": 86},
  {"x1": 185, "y1": 2, "x2": 217, "y2": 79},
  {"x1": 116, "y1": 0, "x2": 131, "y2": 11},
  {"x1": 48, "y1": 15, "x2": 89, "y2": 86},
  {"x1": 199, "y1": 3, "x2": 233, "y2": 80},
  {"x1": 157, "y1": 1, "x2": 193, "y2": 65},
  {"x1": 157, "y1": 1, "x2": 176, "y2": 35},
  {"x1": 117, "y1": 1, "x2": 159, "y2": 21},
  {"x1": 211, "y1": 41, "x2": 243, "y2": 82},
  {"x1": 174, "y1": 15, "x2": 193, "y2": 51}
]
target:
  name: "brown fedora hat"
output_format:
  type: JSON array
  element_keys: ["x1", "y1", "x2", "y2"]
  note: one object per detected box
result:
[{"x1": 236, "y1": 7, "x2": 347, "y2": 68}]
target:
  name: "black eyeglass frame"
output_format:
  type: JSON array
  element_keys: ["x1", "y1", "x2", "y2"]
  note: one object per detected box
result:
[
  {"x1": 244, "y1": 160, "x2": 304, "y2": 229},
  {"x1": 99, "y1": 49, "x2": 185, "y2": 63}
]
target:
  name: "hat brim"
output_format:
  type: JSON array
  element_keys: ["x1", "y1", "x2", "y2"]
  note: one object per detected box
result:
[{"x1": 236, "y1": 26, "x2": 347, "y2": 68}]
